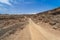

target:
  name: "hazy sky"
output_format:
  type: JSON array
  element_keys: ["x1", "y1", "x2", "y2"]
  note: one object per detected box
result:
[{"x1": 0, "y1": 0, "x2": 60, "y2": 14}]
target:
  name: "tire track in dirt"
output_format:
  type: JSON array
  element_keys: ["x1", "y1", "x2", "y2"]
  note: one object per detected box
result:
[
  {"x1": 0, "y1": 18, "x2": 60, "y2": 40},
  {"x1": 28, "y1": 18, "x2": 60, "y2": 40}
]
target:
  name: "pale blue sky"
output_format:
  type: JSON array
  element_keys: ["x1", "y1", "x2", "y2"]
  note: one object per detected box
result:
[{"x1": 0, "y1": 0, "x2": 60, "y2": 14}]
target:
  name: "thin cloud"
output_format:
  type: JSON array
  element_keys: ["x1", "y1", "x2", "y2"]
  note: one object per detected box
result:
[
  {"x1": 23, "y1": 2, "x2": 33, "y2": 4},
  {"x1": 0, "y1": 0, "x2": 11, "y2": 5},
  {"x1": 19, "y1": 0, "x2": 34, "y2": 4}
]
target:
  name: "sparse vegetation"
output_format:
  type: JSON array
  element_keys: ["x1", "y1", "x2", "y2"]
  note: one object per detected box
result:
[{"x1": 0, "y1": 7, "x2": 60, "y2": 40}]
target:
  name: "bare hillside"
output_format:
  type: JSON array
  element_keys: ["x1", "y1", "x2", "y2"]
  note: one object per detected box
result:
[
  {"x1": 30, "y1": 7, "x2": 60, "y2": 30},
  {"x1": 0, "y1": 7, "x2": 60, "y2": 40}
]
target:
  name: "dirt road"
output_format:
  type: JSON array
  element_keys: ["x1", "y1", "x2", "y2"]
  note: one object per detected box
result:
[
  {"x1": 28, "y1": 18, "x2": 60, "y2": 40},
  {"x1": 0, "y1": 18, "x2": 60, "y2": 40}
]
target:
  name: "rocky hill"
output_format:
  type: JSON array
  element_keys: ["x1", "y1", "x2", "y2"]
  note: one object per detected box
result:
[{"x1": 33, "y1": 7, "x2": 60, "y2": 30}]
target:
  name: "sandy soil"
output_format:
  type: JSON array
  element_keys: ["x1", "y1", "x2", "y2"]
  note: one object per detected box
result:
[
  {"x1": 0, "y1": 18, "x2": 60, "y2": 40},
  {"x1": 28, "y1": 18, "x2": 60, "y2": 40}
]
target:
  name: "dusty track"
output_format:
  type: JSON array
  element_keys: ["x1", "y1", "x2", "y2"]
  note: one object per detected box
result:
[
  {"x1": 28, "y1": 18, "x2": 60, "y2": 40},
  {"x1": 0, "y1": 18, "x2": 60, "y2": 40}
]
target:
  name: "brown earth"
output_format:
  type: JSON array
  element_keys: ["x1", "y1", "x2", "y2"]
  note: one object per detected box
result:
[{"x1": 0, "y1": 7, "x2": 60, "y2": 40}]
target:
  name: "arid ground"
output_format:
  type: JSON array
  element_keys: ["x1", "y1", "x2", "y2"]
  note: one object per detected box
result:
[{"x1": 0, "y1": 7, "x2": 60, "y2": 40}]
